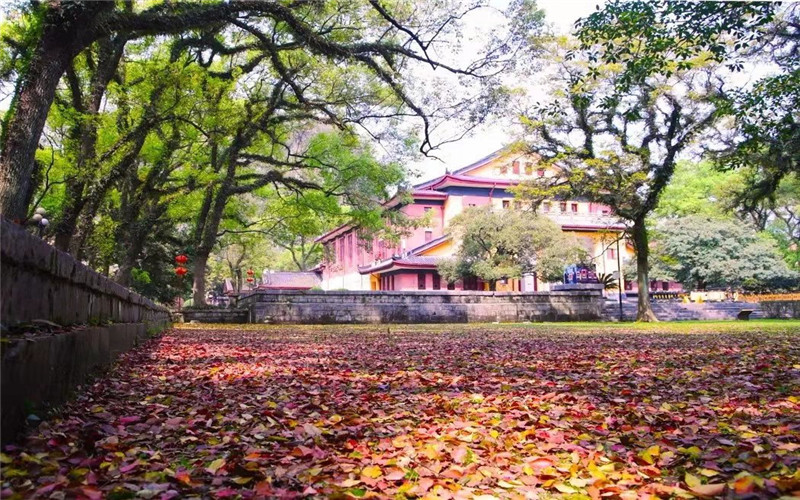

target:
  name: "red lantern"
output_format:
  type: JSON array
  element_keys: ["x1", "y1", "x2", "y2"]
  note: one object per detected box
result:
[
  {"x1": 246, "y1": 277, "x2": 254, "y2": 283},
  {"x1": 175, "y1": 266, "x2": 188, "y2": 276},
  {"x1": 175, "y1": 254, "x2": 188, "y2": 265},
  {"x1": 246, "y1": 268, "x2": 254, "y2": 276}
]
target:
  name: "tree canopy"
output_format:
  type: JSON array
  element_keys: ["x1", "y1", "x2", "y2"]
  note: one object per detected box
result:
[
  {"x1": 651, "y1": 215, "x2": 798, "y2": 291},
  {"x1": 437, "y1": 205, "x2": 585, "y2": 290}
]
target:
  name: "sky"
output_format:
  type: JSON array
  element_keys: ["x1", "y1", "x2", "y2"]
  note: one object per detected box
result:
[{"x1": 406, "y1": 0, "x2": 602, "y2": 184}]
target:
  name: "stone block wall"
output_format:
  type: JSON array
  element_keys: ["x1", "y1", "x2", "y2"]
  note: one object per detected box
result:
[
  {"x1": 182, "y1": 308, "x2": 249, "y2": 323},
  {"x1": 1, "y1": 218, "x2": 171, "y2": 443},
  {"x1": 238, "y1": 285, "x2": 603, "y2": 324},
  {"x1": 760, "y1": 300, "x2": 800, "y2": 319}
]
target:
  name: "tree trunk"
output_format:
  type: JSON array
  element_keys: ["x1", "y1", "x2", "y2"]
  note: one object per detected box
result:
[
  {"x1": 0, "y1": 3, "x2": 110, "y2": 220},
  {"x1": 192, "y1": 251, "x2": 209, "y2": 306},
  {"x1": 632, "y1": 217, "x2": 658, "y2": 322}
]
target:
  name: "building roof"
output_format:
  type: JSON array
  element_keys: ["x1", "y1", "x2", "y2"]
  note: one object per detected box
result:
[
  {"x1": 358, "y1": 255, "x2": 441, "y2": 274},
  {"x1": 409, "y1": 234, "x2": 451, "y2": 256},
  {"x1": 258, "y1": 271, "x2": 321, "y2": 290}
]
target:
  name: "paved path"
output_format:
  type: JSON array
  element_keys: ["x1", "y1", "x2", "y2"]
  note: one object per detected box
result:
[{"x1": 2, "y1": 323, "x2": 799, "y2": 498}]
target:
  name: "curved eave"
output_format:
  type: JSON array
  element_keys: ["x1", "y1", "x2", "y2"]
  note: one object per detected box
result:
[
  {"x1": 358, "y1": 260, "x2": 439, "y2": 274},
  {"x1": 561, "y1": 224, "x2": 626, "y2": 232}
]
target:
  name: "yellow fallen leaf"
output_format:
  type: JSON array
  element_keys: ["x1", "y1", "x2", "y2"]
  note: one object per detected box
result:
[
  {"x1": 206, "y1": 458, "x2": 225, "y2": 474},
  {"x1": 698, "y1": 468, "x2": 719, "y2": 477},
  {"x1": 640, "y1": 445, "x2": 660, "y2": 465},
  {"x1": 361, "y1": 465, "x2": 382, "y2": 479},
  {"x1": 588, "y1": 461, "x2": 606, "y2": 480},
  {"x1": 232, "y1": 476, "x2": 252, "y2": 485},
  {"x1": 685, "y1": 472, "x2": 702, "y2": 488},
  {"x1": 0, "y1": 453, "x2": 12, "y2": 464}
]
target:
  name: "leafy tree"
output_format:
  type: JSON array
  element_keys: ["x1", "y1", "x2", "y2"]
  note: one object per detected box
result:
[
  {"x1": 513, "y1": 41, "x2": 718, "y2": 321},
  {"x1": 652, "y1": 215, "x2": 798, "y2": 291},
  {"x1": 654, "y1": 161, "x2": 742, "y2": 219},
  {"x1": 0, "y1": 0, "x2": 539, "y2": 221},
  {"x1": 437, "y1": 206, "x2": 585, "y2": 291},
  {"x1": 574, "y1": 1, "x2": 798, "y2": 207}
]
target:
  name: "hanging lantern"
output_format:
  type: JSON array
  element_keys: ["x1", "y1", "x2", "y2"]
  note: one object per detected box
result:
[
  {"x1": 246, "y1": 277, "x2": 254, "y2": 283},
  {"x1": 175, "y1": 266, "x2": 188, "y2": 276},
  {"x1": 175, "y1": 254, "x2": 188, "y2": 265},
  {"x1": 246, "y1": 268, "x2": 254, "y2": 276}
]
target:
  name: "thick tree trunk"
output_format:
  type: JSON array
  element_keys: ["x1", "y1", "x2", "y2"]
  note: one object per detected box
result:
[
  {"x1": 0, "y1": 3, "x2": 109, "y2": 220},
  {"x1": 632, "y1": 218, "x2": 658, "y2": 322},
  {"x1": 192, "y1": 252, "x2": 210, "y2": 306}
]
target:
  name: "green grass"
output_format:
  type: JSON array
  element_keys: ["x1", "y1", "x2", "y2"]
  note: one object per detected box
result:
[{"x1": 175, "y1": 319, "x2": 800, "y2": 335}]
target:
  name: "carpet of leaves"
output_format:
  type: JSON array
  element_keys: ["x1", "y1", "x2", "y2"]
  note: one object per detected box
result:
[{"x1": 2, "y1": 323, "x2": 800, "y2": 499}]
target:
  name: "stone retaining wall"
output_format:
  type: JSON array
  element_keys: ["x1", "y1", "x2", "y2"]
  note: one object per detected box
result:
[
  {"x1": 238, "y1": 285, "x2": 604, "y2": 324},
  {"x1": 0, "y1": 218, "x2": 171, "y2": 443},
  {"x1": 759, "y1": 300, "x2": 800, "y2": 319},
  {"x1": 182, "y1": 308, "x2": 249, "y2": 323}
]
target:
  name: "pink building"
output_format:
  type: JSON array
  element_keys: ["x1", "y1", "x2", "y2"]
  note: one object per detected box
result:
[{"x1": 316, "y1": 150, "x2": 634, "y2": 291}]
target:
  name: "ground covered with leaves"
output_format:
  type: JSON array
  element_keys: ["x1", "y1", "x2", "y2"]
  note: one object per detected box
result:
[{"x1": 2, "y1": 322, "x2": 799, "y2": 499}]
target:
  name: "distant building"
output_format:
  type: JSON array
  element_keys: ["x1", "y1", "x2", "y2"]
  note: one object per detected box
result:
[
  {"x1": 257, "y1": 270, "x2": 321, "y2": 290},
  {"x1": 316, "y1": 150, "x2": 636, "y2": 292}
]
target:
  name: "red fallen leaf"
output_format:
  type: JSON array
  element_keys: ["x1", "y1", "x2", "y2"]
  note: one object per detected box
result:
[
  {"x1": 119, "y1": 462, "x2": 138, "y2": 473},
  {"x1": 733, "y1": 476, "x2": 756, "y2": 494},
  {"x1": 34, "y1": 482, "x2": 63, "y2": 496},
  {"x1": 213, "y1": 488, "x2": 237, "y2": 498},
  {"x1": 119, "y1": 416, "x2": 140, "y2": 425},
  {"x1": 451, "y1": 445, "x2": 468, "y2": 464},
  {"x1": 253, "y1": 481, "x2": 273, "y2": 496},
  {"x1": 690, "y1": 483, "x2": 726, "y2": 497},
  {"x1": 384, "y1": 469, "x2": 406, "y2": 481},
  {"x1": 529, "y1": 457, "x2": 554, "y2": 470},
  {"x1": 80, "y1": 486, "x2": 103, "y2": 500},
  {"x1": 174, "y1": 470, "x2": 192, "y2": 485}
]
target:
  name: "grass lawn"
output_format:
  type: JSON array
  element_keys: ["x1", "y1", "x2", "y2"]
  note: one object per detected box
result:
[{"x1": 2, "y1": 321, "x2": 798, "y2": 498}]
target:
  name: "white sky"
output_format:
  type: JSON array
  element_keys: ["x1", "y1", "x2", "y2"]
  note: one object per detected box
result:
[{"x1": 406, "y1": 0, "x2": 602, "y2": 184}]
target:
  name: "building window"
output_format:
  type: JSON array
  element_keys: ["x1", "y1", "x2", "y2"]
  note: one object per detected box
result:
[
  {"x1": 571, "y1": 203, "x2": 578, "y2": 213},
  {"x1": 424, "y1": 206, "x2": 432, "y2": 213},
  {"x1": 543, "y1": 202, "x2": 551, "y2": 213},
  {"x1": 525, "y1": 162, "x2": 533, "y2": 175},
  {"x1": 500, "y1": 164, "x2": 508, "y2": 174},
  {"x1": 601, "y1": 207, "x2": 611, "y2": 215},
  {"x1": 537, "y1": 169, "x2": 545, "y2": 177},
  {"x1": 468, "y1": 203, "x2": 477, "y2": 207},
  {"x1": 433, "y1": 273, "x2": 441, "y2": 290},
  {"x1": 502, "y1": 200, "x2": 510, "y2": 209},
  {"x1": 625, "y1": 281, "x2": 633, "y2": 291},
  {"x1": 559, "y1": 202, "x2": 567, "y2": 212},
  {"x1": 347, "y1": 234, "x2": 353, "y2": 262},
  {"x1": 607, "y1": 248, "x2": 616, "y2": 259},
  {"x1": 662, "y1": 281, "x2": 669, "y2": 291},
  {"x1": 447, "y1": 281, "x2": 455, "y2": 290},
  {"x1": 418, "y1": 273, "x2": 426, "y2": 290},
  {"x1": 425, "y1": 230, "x2": 433, "y2": 242},
  {"x1": 512, "y1": 161, "x2": 520, "y2": 174}
]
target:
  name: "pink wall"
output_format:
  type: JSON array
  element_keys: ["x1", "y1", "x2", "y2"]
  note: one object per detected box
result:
[
  {"x1": 322, "y1": 200, "x2": 447, "y2": 283},
  {"x1": 401, "y1": 203, "x2": 445, "y2": 251}
]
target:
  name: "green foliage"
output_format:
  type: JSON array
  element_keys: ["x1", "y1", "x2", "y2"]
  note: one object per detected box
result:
[
  {"x1": 437, "y1": 206, "x2": 585, "y2": 288},
  {"x1": 574, "y1": 1, "x2": 797, "y2": 205},
  {"x1": 652, "y1": 216, "x2": 798, "y2": 291},
  {"x1": 654, "y1": 161, "x2": 741, "y2": 219}
]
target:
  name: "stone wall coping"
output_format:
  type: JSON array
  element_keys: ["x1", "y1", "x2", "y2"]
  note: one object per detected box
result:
[
  {"x1": 240, "y1": 289, "x2": 602, "y2": 300},
  {"x1": 1, "y1": 218, "x2": 167, "y2": 314}
]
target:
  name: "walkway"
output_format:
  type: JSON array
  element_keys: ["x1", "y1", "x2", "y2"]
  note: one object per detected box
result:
[{"x1": 2, "y1": 323, "x2": 799, "y2": 498}]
